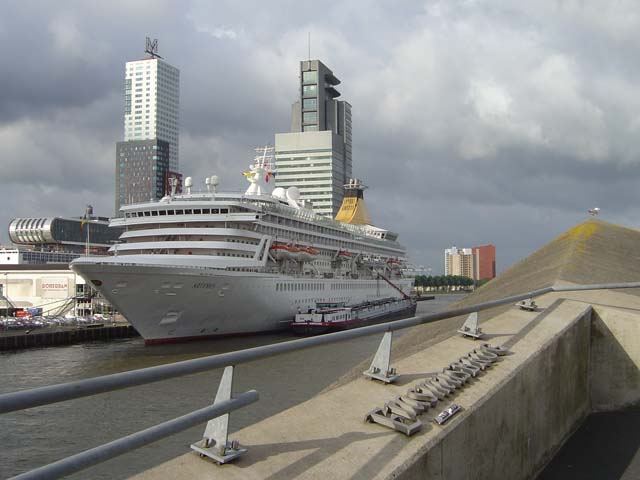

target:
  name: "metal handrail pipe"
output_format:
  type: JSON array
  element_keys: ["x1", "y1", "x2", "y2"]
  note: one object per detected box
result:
[
  {"x1": 0, "y1": 287, "x2": 554, "y2": 414},
  {"x1": 2, "y1": 282, "x2": 640, "y2": 415},
  {"x1": 9, "y1": 390, "x2": 259, "y2": 480},
  {"x1": 553, "y1": 282, "x2": 640, "y2": 292}
]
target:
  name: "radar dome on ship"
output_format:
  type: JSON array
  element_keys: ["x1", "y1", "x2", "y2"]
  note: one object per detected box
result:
[
  {"x1": 286, "y1": 187, "x2": 301, "y2": 201},
  {"x1": 272, "y1": 187, "x2": 287, "y2": 201},
  {"x1": 184, "y1": 177, "x2": 193, "y2": 187}
]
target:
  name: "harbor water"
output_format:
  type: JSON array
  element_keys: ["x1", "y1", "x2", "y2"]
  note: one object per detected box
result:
[{"x1": 0, "y1": 294, "x2": 464, "y2": 479}]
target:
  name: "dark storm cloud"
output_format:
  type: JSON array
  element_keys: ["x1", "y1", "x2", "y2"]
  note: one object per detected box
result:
[{"x1": 1, "y1": 0, "x2": 639, "y2": 272}]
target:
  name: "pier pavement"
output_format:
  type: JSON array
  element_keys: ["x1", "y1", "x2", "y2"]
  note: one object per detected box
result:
[{"x1": 134, "y1": 220, "x2": 640, "y2": 479}]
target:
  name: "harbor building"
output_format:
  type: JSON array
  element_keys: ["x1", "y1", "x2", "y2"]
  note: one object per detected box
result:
[
  {"x1": 444, "y1": 244, "x2": 496, "y2": 281},
  {"x1": 116, "y1": 39, "x2": 181, "y2": 215},
  {"x1": 275, "y1": 60, "x2": 352, "y2": 217},
  {"x1": 7, "y1": 216, "x2": 122, "y2": 260},
  {"x1": 0, "y1": 265, "x2": 106, "y2": 317}
]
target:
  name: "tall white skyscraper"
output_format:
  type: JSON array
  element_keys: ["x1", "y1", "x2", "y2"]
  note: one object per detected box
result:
[{"x1": 124, "y1": 58, "x2": 180, "y2": 171}]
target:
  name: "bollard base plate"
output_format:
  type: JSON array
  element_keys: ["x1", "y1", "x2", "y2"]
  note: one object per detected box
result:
[{"x1": 191, "y1": 439, "x2": 247, "y2": 465}]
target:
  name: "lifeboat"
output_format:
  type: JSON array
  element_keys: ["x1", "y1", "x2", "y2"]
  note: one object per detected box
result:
[
  {"x1": 270, "y1": 243, "x2": 293, "y2": 261},
  {"x1": 337, "y1": 250, "x2": 352, "y2": 258},
  {"x1": 298, "y1": 247, "x2": 319, "y2": 263}
]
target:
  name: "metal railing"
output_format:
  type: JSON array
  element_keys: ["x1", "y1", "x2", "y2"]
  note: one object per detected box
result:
[{"x1": 3, "y1": 281, "x2": 640, "y2": 479}]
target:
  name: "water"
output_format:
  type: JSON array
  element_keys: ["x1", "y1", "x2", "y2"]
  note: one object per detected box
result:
[{"x1": 0, "y1": 294, "x2": 464, "y2": 479}]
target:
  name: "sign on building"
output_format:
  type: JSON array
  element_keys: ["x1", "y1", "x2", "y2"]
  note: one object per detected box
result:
[{"x1": 37, "y1": 278, "x2": 70, "y2": 299}]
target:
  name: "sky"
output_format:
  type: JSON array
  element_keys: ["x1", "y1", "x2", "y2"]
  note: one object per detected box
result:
[{"x1": 1, "y1": 0, "x2": 639, "y2": 274}]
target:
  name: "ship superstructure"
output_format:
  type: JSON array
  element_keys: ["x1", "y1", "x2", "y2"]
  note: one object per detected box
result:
[{"x1": 71, "y1": 147, "x2": 412, "y2": 343}]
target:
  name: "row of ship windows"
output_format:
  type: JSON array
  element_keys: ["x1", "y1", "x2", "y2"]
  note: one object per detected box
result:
[
  {"x1": 125, "y1": 208, "x2": 231, "y2": 218},
  {"x1": 274, "y1": 282, "x2": 383, "y2": 292},
  {"x1": 135, "y1": 249, "x2": 253, "y2": 258},
  {"x1": 144, "y1": 236, "x2": 259, "y2": 246}
]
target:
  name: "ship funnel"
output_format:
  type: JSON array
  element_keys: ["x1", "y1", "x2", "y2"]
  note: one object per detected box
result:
[{"x1": 334, "y1": 178, "x2": 372, "y2": 225}]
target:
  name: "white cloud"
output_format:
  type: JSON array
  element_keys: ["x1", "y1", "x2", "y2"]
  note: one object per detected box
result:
[{"x1": 2, "y1": 0, "x2": 640, "y2": 272}]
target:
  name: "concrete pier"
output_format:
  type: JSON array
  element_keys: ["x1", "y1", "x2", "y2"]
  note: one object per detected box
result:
[
  {"x1": 134, "y1": 289, "x2": 640, "y2": 480},
  {"x1": 133, "y1": 220, "x2": 640, "y2": 479}
]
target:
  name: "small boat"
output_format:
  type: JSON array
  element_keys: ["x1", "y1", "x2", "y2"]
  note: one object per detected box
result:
[
  {"x1": 297, "y1": 246, "x2": 319, "y2": 263},
  {"x1": 290, "y1": 297, "x2": 417, "y2": 335},
  {"x1": 269, "y1": 243, "x2": 296, "y2": 261}
]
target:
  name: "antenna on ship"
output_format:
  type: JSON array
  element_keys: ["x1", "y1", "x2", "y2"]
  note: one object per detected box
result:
[
  {"x1": 308, "y1": 32, "x2": 311, "y2": 61},
  {"x1": 169, "y1": 177, "x2": 178, "y2": 197},
  {"x1": 210, "y1": 175, "x2": 219, "y2": 194}
]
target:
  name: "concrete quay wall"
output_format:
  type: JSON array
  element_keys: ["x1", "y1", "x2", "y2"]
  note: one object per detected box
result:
[
  {"x1": 398, "y1": 305, "x2": 593, "y2": 480},
  {"x1": 137, "y1": 296, "x2": 633, "y2": 480},
  {"x1": 590, "y1": 306, "x2": 640, "y2": 411},
  {"x1": 0, "y1": 324, "x2": 138, "y2": 350}
]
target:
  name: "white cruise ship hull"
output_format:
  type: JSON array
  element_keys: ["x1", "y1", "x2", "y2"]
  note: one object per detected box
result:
[{"x1": 71, "y1": 258, "x2": 412, "y2": 344}]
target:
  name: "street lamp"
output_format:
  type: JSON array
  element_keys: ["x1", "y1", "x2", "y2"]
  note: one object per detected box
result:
[{"x1": 3, "y1": 272, "x2": 8, "y2": 318}]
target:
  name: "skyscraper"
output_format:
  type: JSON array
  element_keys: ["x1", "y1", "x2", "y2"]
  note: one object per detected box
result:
[
  {"x1": 275, "y1": 60, "x2": 352, "y2": 217},
  {"x1": 115, "y1": 41, "x2": 180, "y2": 215},
  {"x1": 124, "y1": 56, "x2": 180, "y2": 170},
  {"x1": 115, "y1": 139, "x2": 170, "y2": 211}
]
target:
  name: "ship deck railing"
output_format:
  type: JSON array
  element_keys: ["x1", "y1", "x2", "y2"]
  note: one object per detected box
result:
[{"x1": 3, "y1": 282, "x2": 640, "y2": 479}]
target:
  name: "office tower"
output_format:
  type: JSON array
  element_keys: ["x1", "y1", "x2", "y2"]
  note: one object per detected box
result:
[
  {"x1": 124, "y1": 56, "x2": 180, "y2": 170},
  {"x1": 275, "y1": 60, "x2": 352, "y2": 218},
  {"x1": 115, "y1": 139, "x2": 170, "y2": 213},
  {"x1": 115, "y1": 42, "x2": 180, "y2": 215}
]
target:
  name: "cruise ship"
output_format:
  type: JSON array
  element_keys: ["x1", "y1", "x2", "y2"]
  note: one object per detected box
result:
[{"x1": 71, "y1": 147, "x2": 413, "y2": 343}]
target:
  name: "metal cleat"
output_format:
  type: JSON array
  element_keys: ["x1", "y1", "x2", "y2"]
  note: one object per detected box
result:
[
  {"x1": 457, "y1": 312, "x2": 484, "y2": 339},
  {"x1": 365, "y1": 407, "x2": 422, "y2": 436},
  {"x1": 384, "y1": 400, "x2": 418, "y2": 420},
  {"x1": 515, "y1": 298, "x2": 537, "y2": 311},
  {"x1": 473, "y1": 348, "x2": 498, "y2": 362},
  {"x1": 444, "y1": 367, "x2": 471, "y2": 384},
  {"x1": 450, "y1": 361, "x2": 478, "y2": 377},
  {"x1": 419, "y1": 380, "x2": 448, "y2": 400},
  {"x1": 397, "y1": 394, "x2": 430, "y2": 413},
  {"x1": 363, "y1": 331, "x2": 400, "y2": 383},
  {"x1": 473, "y1": 350, "x2": 498, "y2": 364},
  {"x1": 461, "y1": 355, "x2": 488, "y2": 371},
  {"x1": 406, "y1": 387, "x2": 439, "y2": 407},
  {"x1": 440, "y1": 370, "x2": 464, "y2": 388},
  {"x1": 430, "y1": 376, "x2": 457, "y2": 394},
  {"x1": 480, "y1": 343, "x2": 509, "y2": 356},
  {"x1": 191, "y1": 366, "x2": 248, "y2": 464}
]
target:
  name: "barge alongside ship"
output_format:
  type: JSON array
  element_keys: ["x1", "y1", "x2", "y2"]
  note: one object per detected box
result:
[{"x1": 290, "y1": 297, "x2": 417, "y2": 335}]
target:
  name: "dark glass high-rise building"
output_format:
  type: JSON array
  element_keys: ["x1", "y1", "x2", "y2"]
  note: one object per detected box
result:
[
  {"x1": 115, "y1": 139, "x2": 170, "y2": 215},
  {"x1": 275, "y1": 60, "x2": 353, "y2": 218}
]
